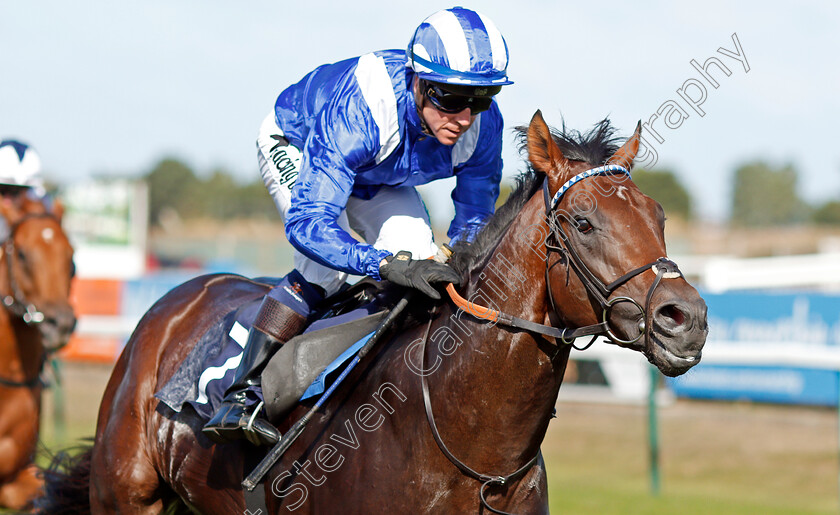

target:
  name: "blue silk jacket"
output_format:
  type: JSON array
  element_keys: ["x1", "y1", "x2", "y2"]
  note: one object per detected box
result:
[{"x1": 274, "y1": 50, "x2": 503, "y2": 280}]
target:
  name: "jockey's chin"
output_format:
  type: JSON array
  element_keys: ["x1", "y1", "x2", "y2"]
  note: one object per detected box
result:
[{"x1": 421, "y1": 104, "x2": 477, "y2": 146}]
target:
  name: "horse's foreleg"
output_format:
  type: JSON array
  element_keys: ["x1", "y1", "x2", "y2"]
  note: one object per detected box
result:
[
  {"x1": 0, "y1": 424, "x2": 40, "y2": 510},
  {"x1": 0, "y1": 464, "x2": 42, "y2": 510},
  {"x1": 0, "y1": 392, "x2": 39, "y2": 481}
]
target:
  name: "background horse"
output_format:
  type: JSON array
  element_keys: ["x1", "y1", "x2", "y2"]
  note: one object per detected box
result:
[
  {"x1": 0, "y1": 196, "x2": 76, "y2": 510},
  {"x1": 38, "y1": 111, "x2": 706, "y2": 514}
]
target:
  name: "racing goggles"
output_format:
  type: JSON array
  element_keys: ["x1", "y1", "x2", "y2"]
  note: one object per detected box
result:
[
  {"x1": 422, "y1": 80, "x2": 501, "y2": 114},
  {"x1": 0, "y1": 184, "x2": 29, "y2": 198}
]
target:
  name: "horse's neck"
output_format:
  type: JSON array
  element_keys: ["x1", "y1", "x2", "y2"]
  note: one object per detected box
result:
[
  {"x1": 432, "y1": 195, "x2": 569, "y2": 469},
  {"x1": 0, "y1": 259, "x2": 42, "y2": 379},
  {"x1": 0, "y1": 314, "x2": 42, "y2": 381}
]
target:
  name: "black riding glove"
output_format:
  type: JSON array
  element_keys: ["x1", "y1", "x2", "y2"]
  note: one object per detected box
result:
[{"x1": 379, "y1": 251, "x2": 461, "y2": 299}]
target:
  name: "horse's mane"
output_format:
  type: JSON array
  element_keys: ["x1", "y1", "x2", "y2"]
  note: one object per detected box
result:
[{"x1": 449, "y1": 117, "x2": 622, "y2": 275}]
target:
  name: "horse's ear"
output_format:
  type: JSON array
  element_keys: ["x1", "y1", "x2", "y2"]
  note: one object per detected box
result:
[
  {"x1": 51, "y1": 198, "x2": 65, "y2": 221},
  {"x1": 608, "y1": 120, "x2": 642, "y2": 169},
  {"x1": 527, "y1": 110, "x2": 571, "y2": 189}
]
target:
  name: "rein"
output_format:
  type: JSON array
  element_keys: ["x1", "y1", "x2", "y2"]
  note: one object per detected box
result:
[
  {"x1": 426, "y1": 164, "x2": 683, "y2": 514},
  {"x1": 419, "y1": 314, "x2": 537, "y2": 515},
  {"x1": 0, "y1": 353, "x2": 46, "y2": 389}
]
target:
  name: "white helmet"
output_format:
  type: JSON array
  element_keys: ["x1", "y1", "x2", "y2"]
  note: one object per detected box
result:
[{"x1": 0, "y1": 139, "x2": 44, "y2": 190}]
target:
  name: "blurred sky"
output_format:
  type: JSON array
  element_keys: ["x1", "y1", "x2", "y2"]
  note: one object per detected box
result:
[{"x1": 2, "y1": 1, "x2": 838, "y2": 223}]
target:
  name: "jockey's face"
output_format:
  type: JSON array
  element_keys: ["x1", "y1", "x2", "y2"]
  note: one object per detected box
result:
[
  {"x1": 415, "y1": 78, "x2": 477, "y2": 146},
  {"x1": 0, "y1": 185, "x2": 29, "y2": 207}
]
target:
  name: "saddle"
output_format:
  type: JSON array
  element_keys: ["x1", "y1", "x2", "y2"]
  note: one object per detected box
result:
[
  {"x1": 260, "y1": 309, "x2": 387, "y2": 421},
  {"x1": 154, "y1": 277, "x2": 398, "y2": 423}
]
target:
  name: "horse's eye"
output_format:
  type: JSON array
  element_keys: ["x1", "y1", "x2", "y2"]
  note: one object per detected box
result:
[
  {"x1": 575, "y1": 217, "x2": 593, "y2": 233},
  {"x1": 16, "y1": 249, "x2": 26, "y2": 263}
]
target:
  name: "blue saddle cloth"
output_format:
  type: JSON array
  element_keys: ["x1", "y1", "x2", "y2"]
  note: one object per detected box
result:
[{"x1": 154, "y1": 300, "x2": 378, "y2": 421}]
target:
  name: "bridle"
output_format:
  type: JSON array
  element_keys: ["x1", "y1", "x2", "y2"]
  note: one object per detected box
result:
[
  {"x1": 0, "y1": 212, "x2": 61, "y2": 389},
  {"x1": 424, "y1": 164, "x2": 683, "y2": 514},
  {"x1": 443, "y1": 165, "x2": 683, "y2": 350},
  {"x1": 540, "y1": 165, "x2": 682, "y2": 349}
]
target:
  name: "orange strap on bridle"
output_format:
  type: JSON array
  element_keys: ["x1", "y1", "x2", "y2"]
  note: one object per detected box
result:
[{"x1": 445, "y1": 283, "x2": 500, "y2": 322}]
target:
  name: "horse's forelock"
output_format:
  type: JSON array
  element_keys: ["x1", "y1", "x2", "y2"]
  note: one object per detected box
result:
[{"x1": 515, "y1": 117, "x2": 622, "y2": 166}]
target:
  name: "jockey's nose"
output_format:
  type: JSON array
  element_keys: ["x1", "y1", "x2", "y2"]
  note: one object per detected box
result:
[{"x1": 455, "y1": 108, "x2": 473, "y2": 123}]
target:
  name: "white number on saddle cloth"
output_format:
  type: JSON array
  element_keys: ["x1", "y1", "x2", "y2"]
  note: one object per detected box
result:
[{"x1": 194, "y1": 322, "x2": 249, "y2": 404}]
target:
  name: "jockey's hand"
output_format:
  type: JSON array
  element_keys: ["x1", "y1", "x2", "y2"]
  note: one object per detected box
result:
[{"x1": 379, "y1": 251, "x2": 461, "y2": 299}]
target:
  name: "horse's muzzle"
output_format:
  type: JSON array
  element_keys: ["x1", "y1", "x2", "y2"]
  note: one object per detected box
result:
[
  {"x1": 646, "y1": 296, "x2": 708, "y2": 376},
  {"x1": 39, "y1": 306, "x2": 77, "y2": 352}
]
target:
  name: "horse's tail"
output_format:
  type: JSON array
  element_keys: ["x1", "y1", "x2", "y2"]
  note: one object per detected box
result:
[{"x1": 34, "y1": 443, "x2": 93, "y2": 515}]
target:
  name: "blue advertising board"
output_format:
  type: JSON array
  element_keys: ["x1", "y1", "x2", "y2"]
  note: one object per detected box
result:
[{"x1": 667, "y1": 290, "x2": 840, "y2": 406}]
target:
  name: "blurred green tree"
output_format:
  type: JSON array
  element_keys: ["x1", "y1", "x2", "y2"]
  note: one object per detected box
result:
[
  {"x1": 233, "y1": 180, "x2": 281, "y2": 219},
  {"x1": 631, "y1": 168, "x2": 693, "y2": 220},
  {"x1": 812, "y1": 200, "x2": 840, "y2": 226},
  {"x1": 199, "y1": 168, "x2": 239, "y2": 219},
  {"x1": 730, "y1": 162, "x2": 808, "y2": 226},
  {"x1": 144, "y1": 159, "x2": 280, "y2": 223},
  {"x1": 145, "y1": 157, "x2": 201, "y2": 225}
]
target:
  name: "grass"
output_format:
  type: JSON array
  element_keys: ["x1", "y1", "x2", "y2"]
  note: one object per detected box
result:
[{"x1": 542, "y1": 401, "x2": 838, "y2": 514}]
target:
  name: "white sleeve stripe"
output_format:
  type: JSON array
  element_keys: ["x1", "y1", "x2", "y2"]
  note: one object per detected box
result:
[
  {"x1": 476, "y1": 12, "x2": 508, "y2": 71},
  {"x1": 354, "y1": 53, "x2": 401, "y2": 164},
  {"x1": 427, "y1": 10, "x2": 471, "y2": 72},
  {"x1": 452, "y1": 114, "x2": 481, "y2": 168}
]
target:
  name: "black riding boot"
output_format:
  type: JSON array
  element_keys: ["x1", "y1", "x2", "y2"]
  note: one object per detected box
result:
[{"x1": 202, "y1": 296, "x2": 307, "y2": 446}]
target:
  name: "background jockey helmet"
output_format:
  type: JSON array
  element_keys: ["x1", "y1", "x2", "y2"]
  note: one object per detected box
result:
[
  {"x1": 0, "y1": 139, "x2": 43, "y2": 189},
  {"x1": 407, "y1": 7, "x2": 513, "y2": 87}
]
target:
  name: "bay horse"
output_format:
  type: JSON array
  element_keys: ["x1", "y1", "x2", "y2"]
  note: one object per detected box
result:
[
  {"x1": 38, "y1": 111, "x2": 707, "y2": 514},
  {"x1": 0, "y1": 195, "x2": 76, "y2": 510}
]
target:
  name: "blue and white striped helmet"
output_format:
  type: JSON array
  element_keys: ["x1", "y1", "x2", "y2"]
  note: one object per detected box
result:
[
  {"x1": 0, "y1": 139, "x2": 42, "y2": 188},
  {"x1": 407, "y1": 7, "x2": 513, "y2": 87}
]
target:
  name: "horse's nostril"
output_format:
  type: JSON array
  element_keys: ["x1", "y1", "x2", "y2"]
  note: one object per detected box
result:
[
  {"x1": 658, "y1": 304, "x2": 687, "y2": 327},
  {"x1": 42, "y1": 311, "x2": 77, "y2": 335}
]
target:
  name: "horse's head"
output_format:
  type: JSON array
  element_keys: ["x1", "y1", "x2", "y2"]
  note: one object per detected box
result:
[
  {"x1": 0, "y1": 196, "x2": 76, "y2": 351},
  {"x1": 526, "y1": 110, "x2": 707, "y2": 376}
]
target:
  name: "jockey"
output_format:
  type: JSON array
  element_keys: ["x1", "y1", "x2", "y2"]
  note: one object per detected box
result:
[
  {"x1": 203, "y1": 7, "x2": 513, "y2": 446},
  {"x1": 0, "y1": 139, "x2": 46, "y2": 240}
]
